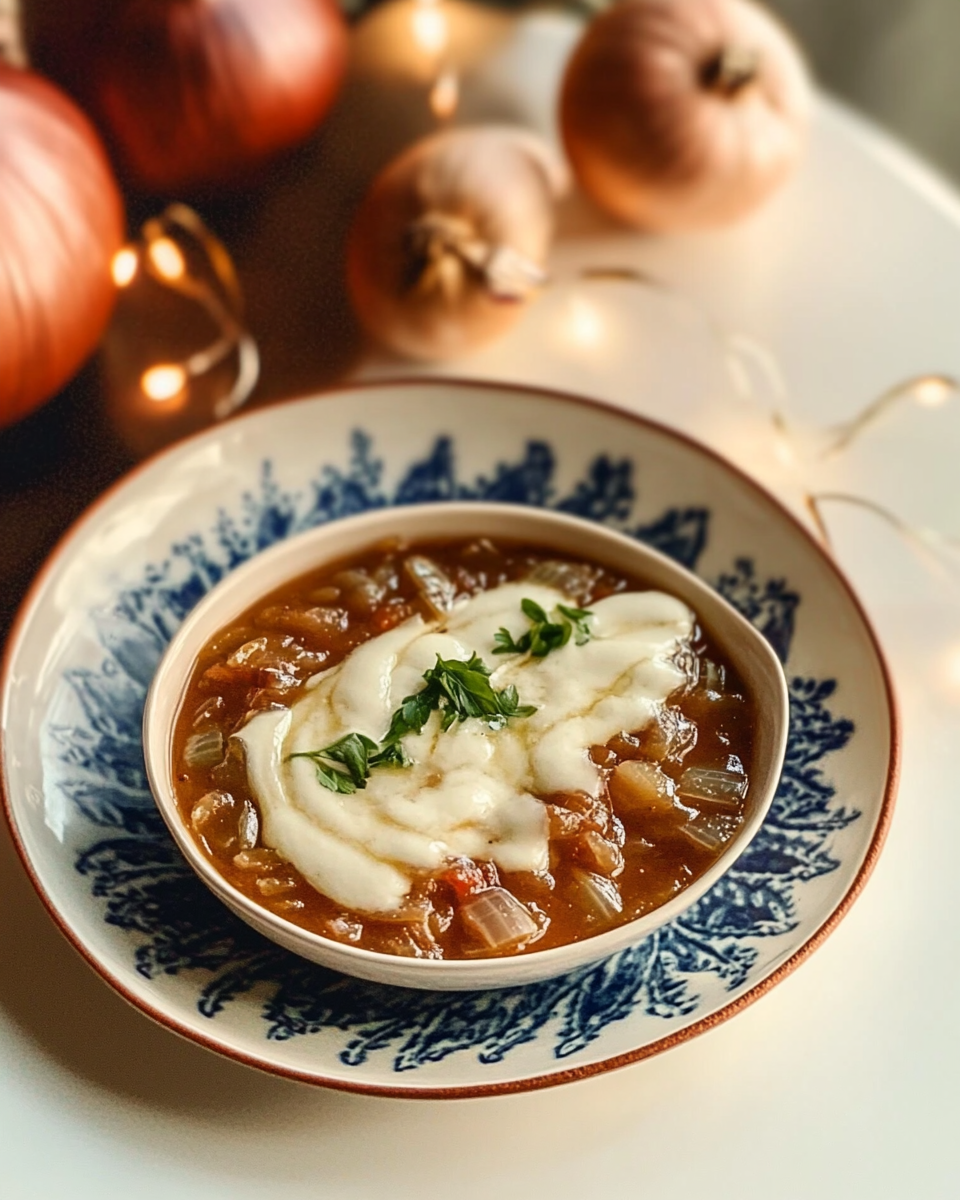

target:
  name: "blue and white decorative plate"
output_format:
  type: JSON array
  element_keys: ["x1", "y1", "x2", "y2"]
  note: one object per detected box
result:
[{"x1": 0, "y1": 380, "x2": 897, "y2": 1097}]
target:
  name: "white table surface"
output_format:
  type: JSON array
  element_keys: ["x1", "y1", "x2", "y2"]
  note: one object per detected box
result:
[{"x1": 4, "y1": 12, "x2": 960, "y2": 1198}]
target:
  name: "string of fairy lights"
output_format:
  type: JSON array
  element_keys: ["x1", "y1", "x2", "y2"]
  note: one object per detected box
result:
[
  {"x1": 111, "y1": 203, "x2": 260, "y2": 419},
  {"x1": 105, "y1": 0, "x2": 960, "y2": 584},
  {"x1": 109, "y1": 0, "x2": 456, "y2": 423}
]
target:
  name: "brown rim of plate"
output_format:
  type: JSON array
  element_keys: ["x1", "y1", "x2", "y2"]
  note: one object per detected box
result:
[{"x1": 0, "y1": 377, "x2": 901, "y2": 1100}]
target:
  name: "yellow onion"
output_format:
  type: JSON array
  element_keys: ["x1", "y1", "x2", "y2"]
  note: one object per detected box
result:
[
  {"x1": 561, "y1": 0, "x2": 811, "y2": 231},
  {"x1": 346, "y1": 126, "x2": 567, "y2": 361},
  {"x1": 0, "y1": 62, "x2": 125, "y2": 428}
]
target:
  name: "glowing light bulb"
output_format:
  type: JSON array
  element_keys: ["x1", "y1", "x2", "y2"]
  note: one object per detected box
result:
[
  {"x1": 142, "y1": 363, "x2": 187, "y2": 403},
  {"x1": 148, "y1": 236, "x2": 187, "y2": 281},
  {"x1": 565, "y1": 296, "x2": 605, "y2": 349},
  {"x1": 773, "y1": 429, "x2": 798, "y2": 469},
  {"x1": 430, "y1": 68, "x2": 459, "y2": 119},
  {"x1": 913, "y1": 376, "x2": 955, "y2": 409},
  {"x1": 412, "y1": 0, "x2": 448, "y2": 56},
  {"x1": 111, "y1": 247, "x2": 139, "y2": 288}
]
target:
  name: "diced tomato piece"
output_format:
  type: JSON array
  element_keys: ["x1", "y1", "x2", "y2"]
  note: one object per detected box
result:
[{"x1": 439, "y1": 857, "x2": 498, "y2": 902}]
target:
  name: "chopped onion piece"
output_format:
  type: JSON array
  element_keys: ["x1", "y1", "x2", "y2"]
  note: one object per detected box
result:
[
  {"x1": 242, "y1": 689, "x2": 291, "y2": 717},
  {"x1": 332, "y1": 569, "x2": 385, "y2": 615},
  {"x1": 568, "y1": 869, "x2": 623, "y2": 922},
  {"x1": 404, "y1": 555, "x2": 456, "y2": 616},
  {"x1": 525, "y1": 559, "x2": 599, "y2": 601},
  {"x1": 376, "y1": 926, "x2": 440, "y2": 958},
  {"x1": 575, "y1": 829, "x2": 624, "y2": 877},
  {"x1": 372, "y1": 562, "x2": 400, "y2": 589},
  {"x1": 459, "y1": 887, "x2": 539, "y2": 949},
  {"x1": 233, "y1": 848, "x2": 281, "y2": 871},
  {"x1": 213, "y1": 632, "x2": 323, "y2": 688},
  {"x1": 556, "y1": 789, "x2": 613, "y2": 832},
  {"x1": 191, "y1": 696, "x2": 225, "y2": 729},
  {"x1": 184, "y1": 729, "x2": 224, "y2": 768},
  {"x1": 256, "y1": 875, "x2": 297, "y2": 897},
  {"x1": 639, "y1": 707, "x2": 696, "y2": 762},
  {"x1": 324, "y1": 915, "x2": 363, "y2": 943},
  {"x1": 678, "y1": 766, "x2": 748, "y2": 809},
  {"x1": 238, "y1": 802, "x2": 259, "y2": 849},
  {"x1": 462, "y1": 538, "x2": 500, "y2": 557},
  {"x1": 676, "y1": 816, "x2": 739, "y2": 854},
  {"x1": 332, "y1": 569, "x2": 374, "y2": 589},
  {"x1": 369, "y1": 902, "x2": 433, "y2": 926},
  {"x1": 546, "y1": 805, "x2": 585, "y2": 840},
  {"x1": 256, "y1": 603, "x2": 347, "y2": 643},
  {"x1": 190, "y1": 790, "x2": 258, "y2": 857},
  {"x1": 682, "y1": 823, "x2": 722, "y2": 851},
  {"x1": 227, "y1": 636, "x2": 272, "y2": 667},
  {"x1": 700, "y1": 659, "x2": 726, "y2": 694},
  {"x1": 371, "y1": 599, "x2": 413, "y2": 632},
  {"x1": 589, "y1": 743, "x2": 618, "y2": 768},
  {"x1": 609, "y1": 760, "x2": 678, "y2": 818}
]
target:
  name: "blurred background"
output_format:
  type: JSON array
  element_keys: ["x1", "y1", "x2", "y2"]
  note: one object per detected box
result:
[
  {"x1": 769, "y1": 0, "x2": 960, "y2": 179},
  {"x1": 9, "y1": 0, "x2": 960, "y2": 184},
  {"x1": 3, "y1": 0, "x2": 959, "y2": 641}
]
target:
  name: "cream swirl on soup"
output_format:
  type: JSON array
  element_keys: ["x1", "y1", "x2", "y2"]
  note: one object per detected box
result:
[{"x1": 237, "y1": 582, "x2": 693, "y2": 912}]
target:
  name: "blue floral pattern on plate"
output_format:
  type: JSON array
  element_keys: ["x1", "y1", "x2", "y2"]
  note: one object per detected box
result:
[{"x1": 51, "y1": 432, "x2": 856, "y2": 1073}]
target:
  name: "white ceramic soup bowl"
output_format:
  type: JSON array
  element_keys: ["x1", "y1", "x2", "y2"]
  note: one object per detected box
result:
[{"x1": 143, "y1": 501, "x2": 789, "y2": 991}]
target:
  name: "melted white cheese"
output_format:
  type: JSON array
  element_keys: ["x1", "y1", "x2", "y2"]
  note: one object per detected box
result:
[{"x1": 237, "y1": 582, "x2": 693, "y2": 913}]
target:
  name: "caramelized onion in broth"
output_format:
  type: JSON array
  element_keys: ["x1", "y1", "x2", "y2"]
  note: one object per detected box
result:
[{"x1": 172, "y1": 538, "x2": 757, "y2": 959}]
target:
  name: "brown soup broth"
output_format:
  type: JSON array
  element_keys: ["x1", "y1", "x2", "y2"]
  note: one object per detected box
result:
[{"x1": 171, "y1": 537, "x2": 757, "y2": 959}]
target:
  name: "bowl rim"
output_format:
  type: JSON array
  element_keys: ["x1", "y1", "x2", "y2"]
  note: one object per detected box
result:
[
  {"x1": 141, "y1": 499, "x2": 790, "y2": 988},
  {"x1": 0, "y1": 376, "x2": 900, "y2": 1097}
]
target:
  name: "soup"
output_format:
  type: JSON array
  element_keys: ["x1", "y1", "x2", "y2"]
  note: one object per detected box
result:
[{"x1": 171, "y1": 537, "x2": 756, "y2": 959}]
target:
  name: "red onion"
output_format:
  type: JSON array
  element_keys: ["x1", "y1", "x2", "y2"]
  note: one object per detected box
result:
[{"x1": 57, "y1": 0, "x2": 349, "y2": 193}]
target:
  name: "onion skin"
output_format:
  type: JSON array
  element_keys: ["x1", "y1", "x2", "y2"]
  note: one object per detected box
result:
[
  {"x1": 0, "y1": 63, "x2": 125, "y2": 429},
  {"x1": 561, "y1": 0, "x2": 812, "y2": 231},
  {"x1": 83, "y1": 0, "x2": 348, "y2": 193},
  {"x1": 347, "y1": 127, "x2": 565, "y2": 362}
]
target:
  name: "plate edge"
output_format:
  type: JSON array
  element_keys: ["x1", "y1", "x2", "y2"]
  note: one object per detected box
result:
[{"x1": 0, "y1": 376, "x2": 901, "y2": 1098}]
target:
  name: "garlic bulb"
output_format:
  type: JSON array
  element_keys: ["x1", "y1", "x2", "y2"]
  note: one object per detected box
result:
[
  {"x1": 346, "y1": 126, "x2": 567, "y2": 361},
  {"x1": 561, "y1": 0, "x2": 811, "y2": 231}
]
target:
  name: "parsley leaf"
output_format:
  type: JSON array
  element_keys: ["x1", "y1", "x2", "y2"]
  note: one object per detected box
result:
[
  {"x1": 290, "y1": 732, "x2": 383, "y2": 793},
  {"x1": 493, "y1": 626, "x2": 527, "y2": 655},
  {"x1": 381, "y1": 689, "x2": 437, "y2": 748},
  {"x1": 290, "y1": 652, "x2": 536, "y2": 793},
  {"x1": 421, "y1": 653, "x2": 537, "y2": 729},
  {"x1": 312, "y1": 761, "x2": 360, "y2": 794},
  {"x1": 493, "y1": 597, "x2": 594, "y2": 658},
  {"x1": 521, "y1": 598, "x2": 549, "y2": 624},
  {"x1": 557, "y1": 603, "x2": 593, "y2": 646},
  {"x1": 497, "y1": 684, "x2": 537, "y2": 721}
]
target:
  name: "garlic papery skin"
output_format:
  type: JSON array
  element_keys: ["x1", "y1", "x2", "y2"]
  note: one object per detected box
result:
[
  {"x1": 346, "y1": 125, "x2": 567, "y2": 361},
  {"x1": 560, "y1": 0, "x2": 812, "y2": 232}
]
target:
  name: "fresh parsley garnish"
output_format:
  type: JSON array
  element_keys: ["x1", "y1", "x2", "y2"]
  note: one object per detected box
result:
[
  {"x1": 557, "y1": 603, "x2": 593, "y2": 646},
  {"x1": 289, "y1": 732, "x2": 409, "y2": 794},
  {"x1": 421, "y1": 652, "x2": 537, "y2": 731},
  {"x1": 290, "y1": 653, "x2": 536, "y2": 793},
  {"x1": 493, "y1": 597, "x2": 594, "y2": 657},
  {"x1": 381, "y1": 652, "x2": 536, "y2": 741}
]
